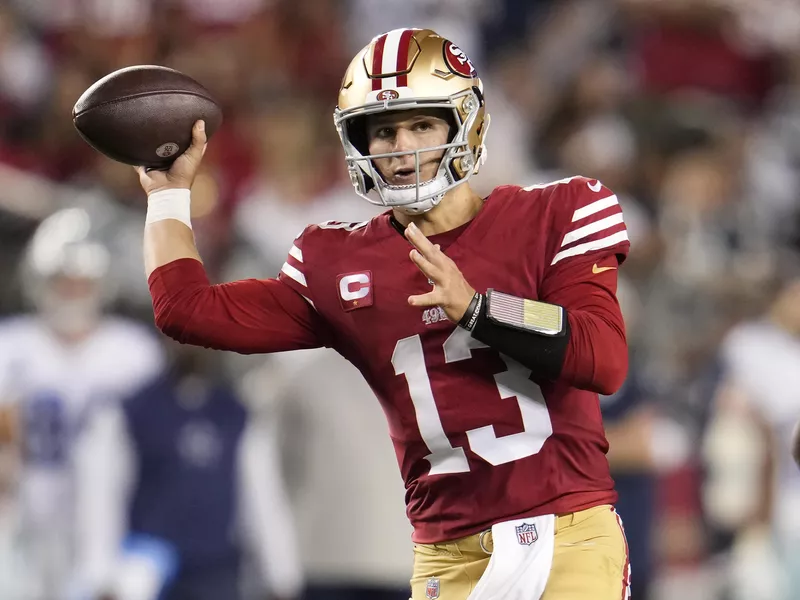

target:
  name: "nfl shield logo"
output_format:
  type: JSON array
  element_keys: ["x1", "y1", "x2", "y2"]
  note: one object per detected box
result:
[
  {"x1": 425, "y1": 577, "x2": 440, "y2": 599},
  {"x1": 516, "y1": 522, "x2": 538, "y2": 546}
]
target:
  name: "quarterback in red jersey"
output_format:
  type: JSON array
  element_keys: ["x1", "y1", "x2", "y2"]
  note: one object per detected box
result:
[{"x1": 140, "y1": 28, "x2": 630, "y2": 600}]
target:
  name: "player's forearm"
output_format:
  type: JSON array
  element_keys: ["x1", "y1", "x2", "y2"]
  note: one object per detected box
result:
[
  {"x1": 143, "y1": 219, "x2": 202, "y2": 278},
  {"x1": 148, "y1": 258, "x2": 325, "y2": 353},
  {"x1": 142, "y1": 187, "x2": 201, "y2": 278},
  {"x1": 538, "y1": 265, "x2": 629, "y2": 394},
  {"x1": 466, "y1": 290, "x2": 626, "y2": 393},
  {"x1": 561, "y1": 309, "x2": 628, "y2": 395}
]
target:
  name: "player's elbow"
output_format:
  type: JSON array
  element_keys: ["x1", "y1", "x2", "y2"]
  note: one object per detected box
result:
[
  {"x1": 562, "y1": 310, "x2": 628, "y2": 394},
  {"x1": 149, "y1": 271, "x2": 205, "y2": 343},
  {"x1": 591, "y1": 348, "x2": 628, "y2": 395},
  {"x1": 152, "y1": 302, "x2": 189, "y2": 342}
]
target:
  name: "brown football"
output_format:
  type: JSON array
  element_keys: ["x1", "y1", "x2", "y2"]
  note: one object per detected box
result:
[{"x1": 73, "y1": 65, "x2": 222, "y2": 168}]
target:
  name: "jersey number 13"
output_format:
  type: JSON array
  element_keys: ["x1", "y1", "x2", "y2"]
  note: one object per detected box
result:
[{"x1": 392, "y1": 327, "x2": 553, "y2": 475}]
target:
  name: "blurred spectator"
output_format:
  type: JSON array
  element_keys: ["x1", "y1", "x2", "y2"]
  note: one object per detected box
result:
[
  {"x1": 234, "y1": 96, "x2": 379, "y2": 273},
  {"x1": 0, "y1": 208, "x2": 165, "y2": 599},
  {"x1": 703, "y1": 278, "x2": 800, "y2": 600},
  {"x1": 601, "y1": 276, "x2": 691, "y2": 600},
  {"x1": 77, "y1": 342, "x2": 302, "y2": 600},
  {"x1": 244, "y1": 349, "x2": 412, "y2": 600},
  {"x1": 346, "y1": 0, "x2": 487, "y2": 64},
  {"x1": 0, "y1": 5, "x2": 51, "y2": 121}
]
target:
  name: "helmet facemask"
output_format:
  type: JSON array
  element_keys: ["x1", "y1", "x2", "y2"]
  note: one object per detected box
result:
[{"x1": 335, "y1": 88, "x2": 486, "y2": 215}]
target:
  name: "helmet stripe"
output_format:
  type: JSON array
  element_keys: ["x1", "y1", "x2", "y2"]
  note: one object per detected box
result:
[
  {"x1": 395, "y1": 29, "x2": 414, "y2": 87},
  {"x1": 379, "y1": 29, "x2": 405, "y2": 90},
  {"x1": 371, "y1": 33, "x2": 388, "y2": 90}
]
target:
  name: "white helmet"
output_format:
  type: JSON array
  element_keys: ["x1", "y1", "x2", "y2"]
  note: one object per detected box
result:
[
  {"x1": 21, "y1": 208, "x2": 112, "y2": 336},
  {"x1": 334, "y1": 28, "x2": 490, "y2": 214}
]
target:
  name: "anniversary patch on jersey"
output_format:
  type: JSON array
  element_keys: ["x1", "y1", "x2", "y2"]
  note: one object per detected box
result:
[{"x1": 422, "y1": 306, "x2": 448, "y2": 325}]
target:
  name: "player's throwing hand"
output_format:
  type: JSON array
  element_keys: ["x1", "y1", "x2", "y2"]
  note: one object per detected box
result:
[
  {"x1": 135, "y1": 120, "x2": 207, "y2": 196},
  {"x1": 405, "y1": 222, "x2": 476, "y2": 322}
]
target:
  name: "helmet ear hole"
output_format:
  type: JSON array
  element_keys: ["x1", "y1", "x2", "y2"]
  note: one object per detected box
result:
[
  {"x1": 347, "y1": 116, "x2": 370, "y2": 156},
  {"x1": 444, "y1": 111, "x2": 458, "y2": 143},
  {"x1": 343, "y1": 116, "x2": 377, "y2": 191},
  {"x1": 361, "y1": 169, "x2": 375, "y2": 193}
]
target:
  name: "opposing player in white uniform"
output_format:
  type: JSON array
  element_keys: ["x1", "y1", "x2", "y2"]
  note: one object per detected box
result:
[
  {"x1": 0, "y1": 208, "x2": 164, "y2": 599},
  {"x1": 705, "y1": 278, "x2": 800, "y2": 600}
]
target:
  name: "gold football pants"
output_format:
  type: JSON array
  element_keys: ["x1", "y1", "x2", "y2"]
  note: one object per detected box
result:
[{"x1": 410, "y1": 504, "x2": 629, "y2": 600}]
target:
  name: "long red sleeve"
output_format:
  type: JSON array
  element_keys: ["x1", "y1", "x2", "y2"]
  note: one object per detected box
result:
[
  {"x1": 148, "y1": 258, "x2": 330, "y2": 354},
  {"x1": 540, "y1": 253, "x2": 628, "y2": 395}
]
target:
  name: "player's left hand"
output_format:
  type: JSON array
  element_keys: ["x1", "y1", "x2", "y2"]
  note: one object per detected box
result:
[{"x1": 405, "y1": 222, "x2": 476, "y2": 322}]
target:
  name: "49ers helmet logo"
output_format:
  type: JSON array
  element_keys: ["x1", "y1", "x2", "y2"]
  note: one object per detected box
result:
[
  {"x1": 444, "y1": 41, "x2": 476, "y2": 78},
  {"x1": 377, "y1": 89, "x2": 399, "y2": 101}
]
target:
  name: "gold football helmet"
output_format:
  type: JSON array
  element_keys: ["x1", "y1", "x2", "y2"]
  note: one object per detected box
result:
[{"x1": 334, "y1": 28, "x2": 490, "y2": 214}]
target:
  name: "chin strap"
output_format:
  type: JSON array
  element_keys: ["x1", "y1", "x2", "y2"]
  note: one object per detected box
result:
[
  {"x1": 379, "y1": 169, "x2": 451, "y2": 210},
  {"x1": 395, "y1": 194, "x2": 444, "y2": 215}
]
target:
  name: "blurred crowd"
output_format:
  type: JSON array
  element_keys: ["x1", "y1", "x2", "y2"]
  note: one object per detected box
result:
[{"x1": 1, "y1": 0, "x2": 800, "y2": 599}]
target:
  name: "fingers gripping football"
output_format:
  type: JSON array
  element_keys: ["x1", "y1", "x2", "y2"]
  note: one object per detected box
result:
[
  {"x1": 405, "y1": 222, "x2": 476, "y2": 322},
  {"x1": 136, "y1": 120, "x2": 208, "y2": 196}
]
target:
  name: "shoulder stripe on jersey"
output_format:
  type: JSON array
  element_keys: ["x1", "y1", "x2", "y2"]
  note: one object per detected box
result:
[
  {"x1": 561, "y1": 213, "x2": 624, "y2": 248},
  {"x1": 281, "y1": 262, "x2": 307, "y2": 287},
  {"x1": 317, "y1": 220, "x2": 369, "y2": 231},
  {"x1": 289, "y1": 244, "x2": 303, "y2": 263},
  {"x1": 572, "y1": 194, "x2": 618, "y2": 222},
  {"x1": 551, "y1": 230, "x2": 629, "y2": 265},
  {"x1": 301, "y1": 294, "x2": 316, "y2": 310},
  {"x1": 522, "y1": 175, "x2": 582, "y2": 191}
]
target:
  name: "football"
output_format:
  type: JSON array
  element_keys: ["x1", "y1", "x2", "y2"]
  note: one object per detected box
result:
[{"x1": 72, "y1": 65, "x2": 222, "y2": 169}]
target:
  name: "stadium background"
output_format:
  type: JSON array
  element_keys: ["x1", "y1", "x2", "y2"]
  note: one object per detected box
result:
[{"x1": 1, "y1": 0, "x2": 800, "y2": 599}]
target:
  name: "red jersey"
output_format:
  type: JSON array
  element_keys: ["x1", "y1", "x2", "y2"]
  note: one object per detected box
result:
[{"x1": 149, "y1": 176, "x2": 630, "y2": 543}]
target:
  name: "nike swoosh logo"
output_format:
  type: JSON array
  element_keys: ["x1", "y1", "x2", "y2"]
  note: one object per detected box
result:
[
  {"x1": 592, "y1": 264, "x2": 617, "y2": 274},
  {"x1": 587, "y1": 180, "x2": 603, "y2": 193}
]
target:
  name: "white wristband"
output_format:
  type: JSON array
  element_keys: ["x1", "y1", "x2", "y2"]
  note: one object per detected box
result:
[{"x1": 145, "y1": 188, "x2": 192, "y2": 229}]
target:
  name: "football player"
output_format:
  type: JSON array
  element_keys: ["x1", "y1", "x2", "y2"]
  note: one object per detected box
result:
[
  {"x1": 705, "y1": 277, "x2": 800, "y2": 599},
  {"x1": 0, "y1": 208, "x2": 165, "y2": 599},
  {"x1": 137, "y1": 29, "x2": 631, "y2": 600}
]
